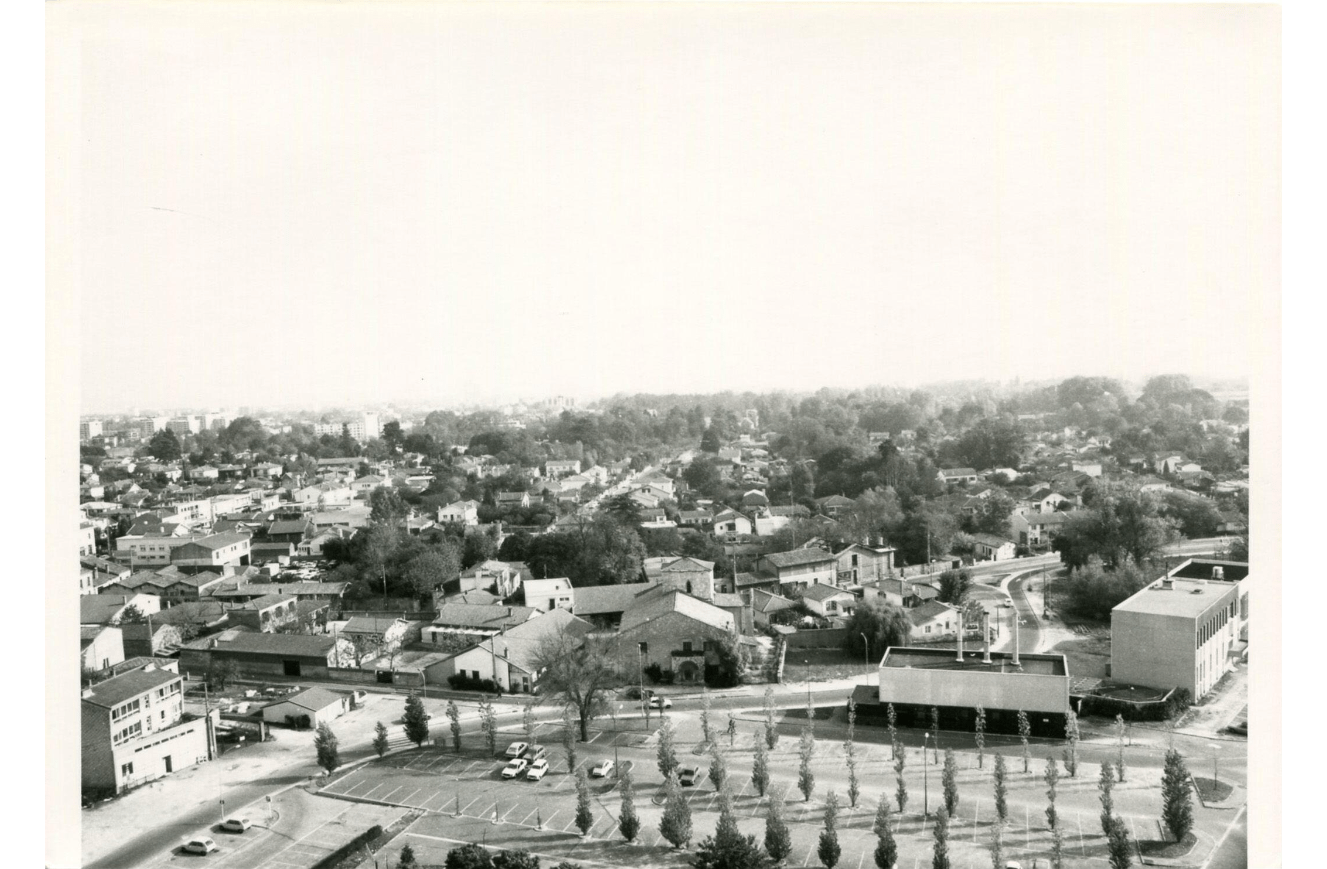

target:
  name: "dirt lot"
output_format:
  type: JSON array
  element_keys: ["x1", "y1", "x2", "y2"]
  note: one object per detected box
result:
[{"x1": 1047, "y1": 632, "x2": 1112, "y2": 680}]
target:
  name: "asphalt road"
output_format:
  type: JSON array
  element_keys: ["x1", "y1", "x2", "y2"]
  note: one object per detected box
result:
[
  {"x1": 1007, "y1": 573, "x2": 1044, "y2": 656},
  {"x1": 1204, "y1": 806, "x2": 1248, "y2": 869}
]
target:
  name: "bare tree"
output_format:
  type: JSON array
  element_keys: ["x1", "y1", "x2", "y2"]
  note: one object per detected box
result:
[{"x1": 529, "y1": 627, "x2": 620, "y2": 742}]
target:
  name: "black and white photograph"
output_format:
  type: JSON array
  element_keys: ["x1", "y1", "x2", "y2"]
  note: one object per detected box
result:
[{"x1": 45, "y1": 3, "x2": 1282, "y2": 869}]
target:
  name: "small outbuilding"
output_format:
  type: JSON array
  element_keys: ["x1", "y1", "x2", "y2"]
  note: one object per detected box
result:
[{"x1": 260, "y1": 686, "x2": 349, "y2": 729}]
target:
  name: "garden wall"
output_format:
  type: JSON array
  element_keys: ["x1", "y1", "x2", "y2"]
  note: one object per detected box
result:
[{"x1": 783, "y1": 628, "x2": 850, "y2": 649}]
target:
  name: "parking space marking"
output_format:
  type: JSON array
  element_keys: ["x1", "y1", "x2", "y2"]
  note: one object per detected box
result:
[
  {"x1": 748, "y1": 796, "x2": 765, "y2": 818},
  {"x1": 801, "y1": 841, "x2": 816, "y2": 867},
  {"x1": 562, "y1": 816, "x2": 578, "y2": 833},
  {"x1": 1077, "y1": 813, "x2": 1086, "y2": 855},
  {"x1": 420, "y1": 789, "x2": 453, "y2": 811},
  {"x1": 519, "y1": 808, "x2": 539, "y2": 826},
  {"x1": 460, "y1": 794, "x2": 485, "y2": 815},
  {"x1": 399, "y1": 788, "x2": 421, "y2": 805},
  {"x1": 543, "y1": 810, "x2": 560, "y2": 829},
  {"x1": 501, "y1": 803, "x2": 521, "y2": 822},
  {"x1": 463, "y1": 760, "x2": 483, "y2": 775},
  {"x1": 380, "y1": 786, "x2": 403, "y2": 802},
  {"x1": 423, "y1": 754, "x2": 449, "y2": 769},
  {"x1": 586, "y1": 731, "x2": 605, "y2": 744}
]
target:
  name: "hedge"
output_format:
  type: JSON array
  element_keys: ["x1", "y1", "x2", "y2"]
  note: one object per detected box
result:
[
  {"x1": 447, "y1": 673, "x2": 503, "y2": 694},
  {"x1": 309, "y1": 824, "x2": 383, "y2": 869},
  {"x1": 1074, "y1": 688, "x2": 1193, "y2": 722}
]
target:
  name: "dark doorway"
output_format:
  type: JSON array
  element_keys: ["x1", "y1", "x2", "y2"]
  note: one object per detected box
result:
[
  {"x1": 163, "y1": 755, "x2": 172, "y2": 773},
  {"x1": 376, "y1": 670, "x2": 393, "y2": 684},
  {"x1": 283, "y1": 660, "x2": 301, "y2": 677}
]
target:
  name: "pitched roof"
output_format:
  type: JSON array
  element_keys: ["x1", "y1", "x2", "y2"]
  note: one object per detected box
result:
[
  {"x1": 619, "y1": 589, "x2": 734, "y2": 634},
  {"x1": 734, "y1": 571, "x2": 773, "y2": 589},
  {"x1": 431, "y1": 604, "x2": 538, "y2": 631},
  {"x1": 908, "y1": 600, "x2": 957, "y2": 625},
  {"x1": 343, "y1": 616, "x2": 410, "y2": 634},
  {"x1": 940, "y1": 468, "x2": 979, "y2": 477},
  {"x1": 80, "y1": 595, "x2": 137, "y2": 624},
  {"x1": 467, "y1": 608, "x2": 594, "y2": 674},
  {"x1": 801, "y1": 583, "x2": 854, "y2": 602},
  {"x1": 972, "y1": 533, "x2": 1013, "y2": 547},
  {"x1": 82, "y1": 667, "x2": 178, "y2": 709},
  {"x1": 749, "y1": 588, "x2": 795, "y2": 612},
  {"x1": 764, "y1": 548, "x2": 834, "y2": 569},
  {"x1": 234, "y1": 593, "x2": 298, "y2": 611},
  {"x1": 181, "y1": 631, "x2": 337, "y2": 658},
  {"x1": 269, "y1": 686, "x2": 347, "y2": 712},
  {"x1": 267, "y1": 519, "x2": 312, "y2": 536},
  {"x1": 710, "y1": 592, "x2": 747, "y2": 609},
  {"x1": 178, "y1": 532, "x2": 252, "y2": 551},
  {"x1": 571, "y1": 583, "x2": 656, "y2": 616}
]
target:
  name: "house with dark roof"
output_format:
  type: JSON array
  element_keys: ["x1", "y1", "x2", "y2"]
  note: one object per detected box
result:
[
  {"x1": 422, "y1": 604, "x2": 540, "y2": 646},
  {"x1": 832, "y1": 543, "x2": 896, "y2": 586},
  {"x1": 757, "y1": 547, "x2": 836, "y2": 592},
  {"x1": 423, "y1": 608, "x2": 593, "y2": 694},
  {"x1": 177, "y1": 630, "x2": 352, "y2": 680},
  {"x1": 745, "y1": 588, "x2": 797, "y2": 627},
  {"x1": 570, "y1": 583, "x2": 656, "y2": 630},
  {"x1": 938, "y1": 468, "x2": 980, "y2": 486},
  {"x1": 81, "y1": 593, "x2": 162, "y2": 626},
  {"x1": 170, "y1": 532, "x2": 252, "y2": 570},
  {"x1": 800, "y1": 583, "x2": 857, "y2": 618},
  {"x1": 81, "y1": 665, "x2": 209, "y2": 794}
]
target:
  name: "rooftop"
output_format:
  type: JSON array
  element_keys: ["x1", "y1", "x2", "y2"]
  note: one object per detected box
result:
[
  {"x1": 882, "y1": 647, "x2": 1067, "y2": 677},
  {"x1": 764, "y1": 548, "x2": 835, "y2": 569},
  {"x1": 1113, "y1": 577, "x2": 1239, "y2": 618},
  {"x1": 82, "y1": 666, "x2": 179, "y2": 709}
]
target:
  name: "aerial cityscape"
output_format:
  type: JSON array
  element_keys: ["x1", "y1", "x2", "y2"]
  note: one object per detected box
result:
[{"x1": 77, "y1": 376, "x2": 1251, "y2": 869}]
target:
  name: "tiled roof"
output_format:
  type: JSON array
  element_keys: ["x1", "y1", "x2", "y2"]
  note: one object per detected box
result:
[
  {"x1": 82, "y1": 667, "x2": 178, "y2": 709},
  {"x1": 764, "y1": 548, "x2": 834, "y2": 569},
  {"x1": 801, "y1": 583, "x2": 853, "y2": 602},
  {"x1": 182, "y1": 631, "x2": 337, "y2": 658},
  {"x1": 269, "y1": 686, "x2": 347, "y2": 712},
  {"x1": 571, "y1": 583, "x2": 655, "y2": 616},
  {"x1": 908, "y1": 600, "x2": 956, "y2": 625},
  {"x1": 618, "y1": 589, "x2": 734, "y2": 634}
]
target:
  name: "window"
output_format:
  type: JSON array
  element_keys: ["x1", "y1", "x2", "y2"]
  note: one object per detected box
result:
[
  {"x1": 682, "y1": 641, "x2": 693, "y2": 653},
  {"x1": 120, "y1": 762, "x2": 134, "y2": 778}
]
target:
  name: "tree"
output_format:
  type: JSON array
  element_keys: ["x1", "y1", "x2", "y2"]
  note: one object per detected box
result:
[
  {"x1": 987, "y1": 820, "x2": 1005, "y2": 869},
  {"x1": 1161, "y1": 749, "x2": 1194, "y2": 842},
  {"x1": 763, "y1": 687, "x2": 779, "y2": 750},
  {"x1": 693, "y1": 792, "x2": 771, "y2": 869},
  {"x1": 147, "y1": 428, "x2": 182, "y2": 462},
  {"x1": 931, "y1": 808, "x2": 951, "y2": 869},
  {"x1": 445, "y1": 843, "x2": 494, "y2": 869},
  {"x1": 397, "y1": 843, "x2": 420, "y2": 869},
  {"x1": 752, "y1": 734, "x2": 771, "y2": 797},
  {"x1": 447, "y1": 700, "x2": 462, "y2": 752},
  {"x1": 941, "y1": 749, "x2": 960, "y2": 817},
  {"x1": 1105, "y1": 816, "x2": 1134, "y2": 869},
  {"x1": 727, "y1": 715, "x2": 738, "y2": 747},
  {"x1": 701, "y1": 689, "x2": 714, "y2": 744},
  {"x1": 930, "y1": 708, "x2": 940, "y2": 761},
  {"x1": 118, "y1": 604, "x2": 147, "y2": 624},
  {"x1": 937, "y1": 569, "x2": 973, "y2": 606},
  {"x1": 1114, "y1": 714, "x2": 1128, "y2": 783},
  {"x1": 314, "y1": 722, "x2": 340, "y2": 774},
  {"x1": 369, "y1": 486, "x2": 409, "y2": 526},
  {"x1": 562, "y1": 706, "x2": 578, "y2": 774},
  {"x1": 660, "y1": 770, "x2": 693, "y2": 849},
  {"x1": 993, "y1": 754, "x2": 1009, "y2": 823},
  {"x1": 530, "y1": 630, "x2": 620, "y2": 742},
  {"x1": 843, "y1": 598, "x2": 913, "y2": 660},
  {"x1": 1063, "y1": 709, "x2": 1080, "y2": 777},
  {"x1": 480, "y1": 696, "x2": 498, "y2": 754},
  {"x1": 574, "y1": 768, "x2": 594, "y2": 836},
  {"x1": 797, "y1": 725, "x2": 816, "y2": 802},
  {"x1": 658, "y1": 714, "x2": 679, "y2": 780},
  {"x1": 1016, "y1": 710, "x2": 1031, "y2": 774},
  {"x1": 1053, "y1": 489, "x2": 1179, "y2": 571},
  {"x1": 1098, "y1": 761, "x2": 1117, "y2": 836},
  {"x1": 523, "y1": 700, "x2": 537, "y2": 744},
  {"x1": 403, "y1": 548, "x2": 461, "y2": 600},
  {"x1": 701, "y1": 428, "x2": 722, "y2": 453},
  {"x1": 887, "y1": 704, "x2": 898, "y2": 758},
  {"x1": 373, "y1": 721, "x2": 390, "y2": 758},
  {"x1": 1044, "y1": 757, "x2": 1061, "y2": 831},
  {"x1": 974, "y1": 705, "x2": 986, "y2": 769},
  {"x1": 618, "y1": 768, "x2": 640, "y2": 842},
  {"x1": 708, "y1": 741, "x2": 729, "y2": 792},
  {"x1": 206, "y1": 658, "x2": 239, "y2": 690},
  {"x1": 818, "y1": 792, "x2": 842, "y2": 868},
  {"x1": 1049, "y1": 823, "x2": 1065, "y2": 869},
  {"x1": 874, "y1": 809, "x2": 898, "y2": 869},
  {"x1": 601, "y1": 494, "x2": 644, "y2": 528},
  {"x1": 845, "y1": 735, "x2": 861, "y2": 808},
  {"x1": 403, "y1": 694, "x2": 430, "y2": 748},
  {"x1": 492, "y1": 852, "x2": 539, "y2": 869},
  {"x1": 893, "y1": 742, "x2": 908, "y2": 812},
  {"x1": 764, "y1": 798, "x2": 792, "y2": 865}
]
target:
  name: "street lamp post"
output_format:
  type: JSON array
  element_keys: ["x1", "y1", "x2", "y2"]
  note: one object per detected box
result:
[
  {"x1": 638, "y1": 644, "x2": 650, "y2": 727},
  {"x1": 922, "y1": 733, "x2": 929, "y2": 817},
  {"x1": 861, "y1": 633, "x2": 870, "y2": 667},
  {"x1": 1213, "y1": 743, "x2": 1221, "y2": 786}
]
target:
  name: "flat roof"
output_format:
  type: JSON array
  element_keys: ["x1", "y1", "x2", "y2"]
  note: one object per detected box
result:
[
  {"x1": 1113, "y1": 577, "x2": 1238, "y2": 618},
  {"x1": 1169, "y1": 559, "x2": 1249, "y2": 582},
  {"x1": 881, "y1": 647, "x2": 1067, "y2": 677}
]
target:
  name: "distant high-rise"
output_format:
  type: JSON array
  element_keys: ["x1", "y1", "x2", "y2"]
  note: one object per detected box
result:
[{"x1": 79, "y1": 420, "x2": 103, "y2": 441}]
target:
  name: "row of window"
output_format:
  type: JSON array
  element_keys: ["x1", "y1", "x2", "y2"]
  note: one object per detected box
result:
[
  {"x1": 112, "y1": 721, "x2": 143, "y2": 745},
  {"x1": 1195, "y1": 600, "x2": 1236, "y2": 649},
  {"x1": 111, "y1": 698, "x2": 141, "y2": 722}
]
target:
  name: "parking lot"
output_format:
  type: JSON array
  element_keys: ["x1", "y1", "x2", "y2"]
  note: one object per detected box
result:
[{"x1": 311, "y1": 714, "x2": 1237, "y2": 869}]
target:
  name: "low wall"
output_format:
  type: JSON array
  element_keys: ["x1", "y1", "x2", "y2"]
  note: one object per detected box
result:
[{"x1": 783, "y1": 628, "x2": 849, "y2": 649}]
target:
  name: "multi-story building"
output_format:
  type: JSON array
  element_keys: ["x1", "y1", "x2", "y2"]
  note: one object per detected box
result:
[
  {"x1": 169, "y1": 532, "x2": 252, "y2": 571},
  {"x1": 80, "y1": 666, "x2": 211, "y2": 794},
  {"x1": 80, "y1": 419, "x2": 104, "y2": 441},
  {"x1": 1111, "y1": 559, "x2": 1247, "y2": 700}
]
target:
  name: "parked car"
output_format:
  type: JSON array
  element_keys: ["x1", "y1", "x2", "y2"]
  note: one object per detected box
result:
[
  {"x1": 502, "y1": 758, "x2": 529, "y2": 779},
  {"x1": 648, "y1": 696, "x2": 672, "y2": 710},
  {"x1": 591, "y1": 760, "x2": 614, "y2": 778},
  {"x1": 622, "y1": 687, "x2": 643, "y2": 700},
  {"x1": 505, "y1": 741, "x2": 529, "y2": 759},
  {"x1": 525, "y1": 758, "x2": 550, "y2": 781},
  {"x1": 219, "y1": 818, "x2": 251, "y2": 834},
  {"x1": 678, "y1": 766, "x2": 699, "y2": 786},
  {"x1": 1226, "y1": 721, "x2": 1248, "y2": 737},
  {"x1": 522, "y1": 744, "x2": 548, "y2": 762},
  {"x1": 183, "y1": 838, "x2": 219, "y2": 855}
]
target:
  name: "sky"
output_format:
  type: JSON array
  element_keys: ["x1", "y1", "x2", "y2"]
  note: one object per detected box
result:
[{"x1": 54, "y1": 2, "x2": 1279, "y2": 414}]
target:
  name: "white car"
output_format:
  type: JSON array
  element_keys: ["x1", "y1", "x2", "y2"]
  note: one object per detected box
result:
[
  {"x1": 502, "y1": 758, "x2": 529, "y2": 779},
  {"x1": 525, "y1": 758, "x2": 550, "y2": 781},
  {"x1": 183, "y1": 837, "x2": 219, "y2": 855},
  {"x1": 648, "y1": 696, "x2": 672, "y2": 710},
  {"x1": 590, "y1": 760, "x2": 614, "y2": 778},
  {"x1": 505, "y1": 741, "x2": 529, "y2": 759},
  {"x1": 220, "y1": 817, "x2": 251, "y2": 833}
]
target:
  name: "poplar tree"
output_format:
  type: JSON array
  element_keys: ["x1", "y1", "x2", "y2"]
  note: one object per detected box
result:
[
  {"x1": 373, "y1": 721, "x2": 389, "y2": 758},
  {"x1": 1063, "y1": 708, "x2": 1080, "y2": 777},
  {"x1": 1016, "y1": 710, "x2": 1031, "y2": 774},
  {"x1": 446, "y1": 700, "x2": 462, "y2": 752},
  {"x1": 764, "y1": 686, "x2": 779, "y2": 750},
  {"x1": 562, "y1": 706, "x2": 578, "y2": 774},
  {"x1": 708, "y1": 740, "x2": 729, "y2": 792},
  {"x1": 974, "y1": 705, "x2": 986, "y2": 769},
  {"x1": 941, "y1": 749, "x2": 960, "y2": 817},
  {"x1": 523, "y1": 700, "x2": 536, "y2": 744},
  {"x1": 1114, "y1": 714, "x2": 1128, "y2": 782},
  {"x1": 658, "y1": 715, "x2": 679, "y2": 780},
  {"x1": 574, "y1": 767, "x2": 594, "y2": 836},
  {"x1": 887, "y1": 703, "x2": 898, "y2": 759},
  {"x1": 993, "y1": 754, "x2": 1009, "y2": 823},
  {"x1": 818, "y1": 792, "x2": 841, "y2": 869},
  {"x1": 618, "y1": 767, "x2": 640, "y2": 842},
  {"x1": 1099, "y1": 761, "x2": 1117, "y2": 836},
  {"x1": 797, "y1": 724, "x2": 816, "y2": 802},
  {"x1": 752, "y1": 734, "x2": 771, "y2": 797},
  {"x1": 1161, "y1": 749, "x2": 1194, "y2": 842},
  {"x1": 765, "y1": 798, "x2": 792, "y2": 865},
  {"x1": 1044, "y1": 756, "x2": 1061, "y2": 831},
  {"x1": 931, "y1": 808, "x2": 951, "y2": 869},
  {"x1": 660, "y1": 769, "x2": 693, "y2": 849},
  {"x1": 479, "y1": 696, "x2": 498, "y2": 754},
  {"x1": 893, "y1": 742, "x2": 908, "y2": 813}
]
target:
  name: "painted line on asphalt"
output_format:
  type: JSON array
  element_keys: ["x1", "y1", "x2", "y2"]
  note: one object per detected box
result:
[
  {"x1": 420, "y1": 789, "x2": 452, "y2": 811},
  {"x1": 542, "y1": 810, "x2": 560, "y2": 829},
  {"x1": 460, "y1": 794, "x2": 484, "y2": 814},
  {"x1": 1077, "y1": 813, "x2": 1086, "y2": 855},
  {"x1": 379, "y1": 786, "x2": 403, "y2": 802},
  {"x1": 519, "y1": 808, "x2": 539, "y2": 826},
  {"x1": 463, "y1": 760, "x2": 483, "y2": 775},
  {"x1": 501, "y1": 803, "x2": 521, "y2": 822},
  {"x1": 748, "y1": 795, "x2": 765, "y2": 818},
  {"x1": 399, "y1": 788, "x2": 422, "y2": 805}
]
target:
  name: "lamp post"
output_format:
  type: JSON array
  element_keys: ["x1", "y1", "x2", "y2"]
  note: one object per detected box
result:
[
  {"x1": 638, "y1": 644, "x2": 650, "y2": 727},
  {"x1": 922, "y1": 733, "x2": 930, "y2": 817},
  {"x1": 861, "y1": 633, "x2": 870, "y2": 667},
  {"x1": 1213, "y1": 743, "x2": 1221, "y2": 786}
]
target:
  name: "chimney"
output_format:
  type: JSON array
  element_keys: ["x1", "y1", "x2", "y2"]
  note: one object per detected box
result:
[
  {"x1": 1011, "y1": 612, "x2": 1021, "y2": 668},
  {"x1": 982, "y1": 611, "x2": 992, "y2": 664},
  {"x1": 956, "y1": 616, "x2": 964, "y2": 662}
]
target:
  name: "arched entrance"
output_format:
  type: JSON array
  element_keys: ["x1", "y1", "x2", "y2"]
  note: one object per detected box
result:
[{"x1": 677, "y1": 660, "x2": 702, "y2": 683}]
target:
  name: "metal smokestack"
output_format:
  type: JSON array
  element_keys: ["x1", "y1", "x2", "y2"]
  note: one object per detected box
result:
[
  {"x1": 956, "y1": 612, "x2": 964, "y2": 662},
  {"x1": 982, "y1": 611, "x2": 992, "y2": 664}
]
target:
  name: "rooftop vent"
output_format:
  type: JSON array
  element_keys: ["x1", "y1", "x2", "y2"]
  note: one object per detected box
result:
[{"x1": 1190, "y1": 588, "x2": 1204, "y2": 595}]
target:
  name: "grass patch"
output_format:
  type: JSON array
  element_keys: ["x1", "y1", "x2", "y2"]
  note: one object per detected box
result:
[
  {"x1": 783, "y1": 647, "x2": 877, "y2": 682},
  {"x1": 1047, "y1": 634, "x2": 1112, "y2": 679},
  {"x1": 1193, "y1": 776, "x2": 1234, "y2": 802},
  {"x1": 1092, "y1": 683, "x2": 1169, "y2": 703},
  {"x1": 1138, "y1": 831, "x2": 1198, "y2": 859}
]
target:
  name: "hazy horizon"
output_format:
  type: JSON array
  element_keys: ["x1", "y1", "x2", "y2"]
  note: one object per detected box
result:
[{"x1": 66, "y1": 3, "x2": 1277, "y2": 416}]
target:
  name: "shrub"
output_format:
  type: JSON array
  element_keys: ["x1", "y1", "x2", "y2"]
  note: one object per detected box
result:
[{"x1": 448, "y1": 673, "x2": 503, "y2": 694}]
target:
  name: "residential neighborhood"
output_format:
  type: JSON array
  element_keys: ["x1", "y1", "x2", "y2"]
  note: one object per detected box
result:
[{"x1": 73, "y1": 376, "x2": 1253, "y2": 869}]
